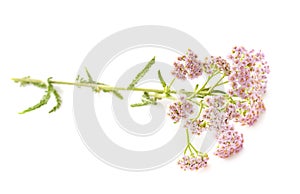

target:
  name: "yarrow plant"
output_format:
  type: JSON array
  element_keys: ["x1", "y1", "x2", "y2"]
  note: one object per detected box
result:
[{"x1": 12, "y1": 46, "x2": 269, "y2": 171}]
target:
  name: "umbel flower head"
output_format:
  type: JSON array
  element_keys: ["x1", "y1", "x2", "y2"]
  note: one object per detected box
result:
[
  {"x1": 227, "y1": 46, "x2": 270, "y2": 99},
  {"x1": 178, "y1": 153, "x2": 209, "y2": 171},
  {"x1": 201, "y1": 96, "x2": 226, "y2": 132},
  {"x1": 171, "y1": 49, "x2": 203, "y2": 80},
  {"x1": 214, "y1": 124, "x2": 244, "y2": 158},
  {"x1": 202, "y1": 56, "x2": 231, "y2": 75},
  {"x1": 168, "y1": 96, "x2": 194, "y2": 123},
  {"x1": 168, "y1": 46, "x2": 268, "y2": 170},
  {"x1": 184, "y1": 119, "x2": 206, "y2": 135},
  {"x1": 226, "y1": 98, "x2": 266, "y2": 126}
]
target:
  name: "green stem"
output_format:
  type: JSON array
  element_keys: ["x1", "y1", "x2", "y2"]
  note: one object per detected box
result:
[
  {"x1": 216, "y1": 80, "x2": 229, "y2": 87},
  {"x1": 187, "y1": 72, "x2": 220, "y2": 100},
  {"x1": 188, "y1": 146, "x2": 193, "y2": 155},
  {"x1": 148, "y1": 93, "x2": 177, "y2": 100},
  {"x1": 184, "y1": 128, "x2": 190, "y2": 155},
  {"x1": 12, "y1": 77, "x2": 177, "y2": 94},
  {"x1": 184, "y1": 128, "x2": 197, "y2": 155},
  {"x1": 207, "y1": 73, "x2": 226, "y2": 94},
  {"x1": 13, "y1": 77, "x2": 226, "y2": 101},
  {"x1": 192, "y1": 101, "x2": 203, "y2": 121},
  {"x1": 189, "y1": 143, "x2": 199, "y2": 155},
  {"x1": 184, "y1": 145, "x2": 189, "y2": 155},
  {"x1": 188, "y1": 99, "x2": 201, "y2": 106},
  {"x1": 200, "y1": 71, "x2": 220, "y2": 91},
  {"x1": 186, "y1": 128, "x2": 190, "y2": 144}
]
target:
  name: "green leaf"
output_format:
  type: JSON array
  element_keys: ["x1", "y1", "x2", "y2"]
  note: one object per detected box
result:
[
  {"x1": 130, "y1": 102, "x2": 150, "y2": 107},
  {"x1": 127, "y1": 57, "x2": 156, "y2": 89},
  {"x1": 19, "y1": 78, "x2": 53, "y2": 114},
  {"x1": 13, "y1": 76, "x2": 47, "y2": 89},
  {"x1": 130, "y1": 101, "x2": 156, "y2": 107},
  {"x1": 112, "y1": 90, "x2": 123, "y2": 100},
  {"x1": 169, "y1": 78, "x2": 176, "y2": 88},
  {"x1": 131, "y1": 91, "x2": 158, "y2": 107},
  {"x1": 85, "y1": 67, "x2": 94, "y2": 83},
  {"x1": 48, "y1": 88, "x2": 62, "y2": 113},
  {"x1": 158, "y1": 70, "x2": 166, "y2": 87},
  {"x1": 194, "y1": 84, "x2": 199, "y2": 92},
  {"x1": 212, "y1": 90, "x2": 226, "y2": 94},
  {"x1": 142, "y1": 92, "x2": 150, "y2": 100}
]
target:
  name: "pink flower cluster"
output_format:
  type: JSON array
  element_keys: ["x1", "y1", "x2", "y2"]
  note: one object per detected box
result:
[
  {"x1": 214, "y1": 124, "x2": 244, "y2": 158},
  {"x1": 177, "y1": 154, "x2": 209, "y2": 171},
  {"x1": 203, "y1": 56, "x2": 231, "y2": 75},
  {"x1": 171, "y1": 50, "x2": 233, "y2": 80},
  {"x1": 171, "y1": 49, "x2": 203, "y2": 80},
  {"x1": 198, "y1": 96, "x2": 245, "y2": 158},
  {"x1": 204, "y1": 95, "x2": 226, "y2": 109},
  {"x1": 170, "y1": 46, "x2": 269, "y2": 168},
  {"x1": 183, "y1": 96, "x2": 227, "y2": 136},
  {"x1": 226, "y1": 98, "x2": 266, "y2": 126},
  {"x1": 168, "y1": 96, "x2": 194, "y2": 123},
  {"x1": 184, "y1": 119, "x2": 206, "y2": 135},
  {"x1": 202, "y1": 96, "x2": 226, "y2": 131},
  {"x1": 207, "y1": 46, "x2": 269, "y2": 126},
  {"x1": 227, "y1": 46, "x2": 270, "y2": 99}
]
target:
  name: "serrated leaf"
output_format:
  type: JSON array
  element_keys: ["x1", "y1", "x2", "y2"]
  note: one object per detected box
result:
[
  {"x1": 19, "y1": 78, "x2": 53, "y2": 114},
  {"x1": 49, "y1": 87, "x2": 62, "y2": 113},
  {"x1": 13, "y1": 76, "x2": 47, "y2": 89},
  {"x1": 131, "y1": 92, "x2": 157, "y2": 107},
  {"x1": 130, "y1": 101, "x2": 156, "y2": 107},
  {"x1": 127, "y1": 57, "x2": 155, "y2": 89}
]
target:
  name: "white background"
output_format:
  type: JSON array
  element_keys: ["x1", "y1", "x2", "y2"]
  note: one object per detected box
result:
[{"x1": 1, "y1": 0, "x2": 299, "y2": 193}]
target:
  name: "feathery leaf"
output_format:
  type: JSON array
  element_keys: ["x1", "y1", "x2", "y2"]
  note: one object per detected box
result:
[
  {"x1": 48, "y1": 87, "x2": 62, "y2": 113},
  {"x1": 13, "y1": 76, "x2": 47, "y2": 89},
  {"x1": 127, "y1": 57, "x2": 155, "y2": 89},
  {"x1": 130, "y1": 92, "x2": 157, "y2": 108},
  {"x1": 130, "y1": 101, "x2": 156, "y2": 107},
  {"x1": 19, "y1": 78, "x2": 53, "y2": 114}
]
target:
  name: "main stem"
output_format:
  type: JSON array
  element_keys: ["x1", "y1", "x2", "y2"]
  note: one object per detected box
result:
[
  {"x1": 12, "y1": 77, "x2": 177, "y2": 94},
  {"x1": 56, "y1": 80, "x2": 177, "y2": 93},
  {"x1": 12, "y1": 75, "x2": 227, "y2": 99}
]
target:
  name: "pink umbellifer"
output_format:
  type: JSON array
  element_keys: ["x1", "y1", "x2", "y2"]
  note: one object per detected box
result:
[
  {"x1": 177, "y1": 154, "x2": 209, "y2": 171},
  {"x1": 168, "y1": 96, "x2": 194, "y2": 123},
  {"x1": 172, "y1": 61, "x2": 187, "y2": 80},
  {"x1": 227, "y1": 46, "x2": 270, "y2": 100},
  {"x1": 203, "y1": 56, "x2": 231, "y2": 75},
  {"x1": 202, "y1": 96, "x2": 226, "y2": 131},
  {"x1": 214, "y1": 124, "x2": 244, "y2": 158},
  {"x1": 171, "y1": 49, "x2": 203, "y2": 80},
  {"x1": 204, "y1": 95, "x2": 226, "y2": 108},
  {"x1": 235, "y1": 98, "x2": 266, "y2": 126},
  {"x1": 184, "y1": 119, "x2": 206, "y2": 135},
  {"x1": 224, "y1": 97, "x2": 266, "y2": 126}
]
